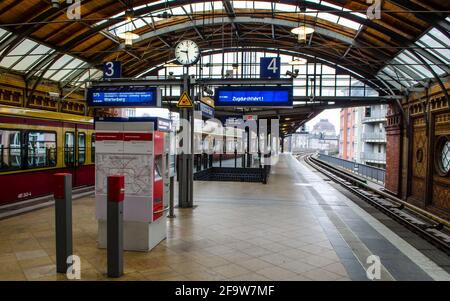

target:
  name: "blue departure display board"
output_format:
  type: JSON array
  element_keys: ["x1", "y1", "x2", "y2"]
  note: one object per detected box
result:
[
  {"x1": 215, "y1": 86, "x2": 293, "y2": 107},
  {"x1": 87, "y1": 87, "x2": 158, "y2": 107}
]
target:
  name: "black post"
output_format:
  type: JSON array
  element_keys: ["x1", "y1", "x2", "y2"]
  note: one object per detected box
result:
[
  {"x1": 196, "y1": 155, "x2": 200, "y2": 172},
  {"x1": 107, "y1": 175, "x2": 124, "y2": 278},
  {"x1": 54, "y1": 173, "x2": 73, "y2": 274},
  {"x1": 248, "y1": 125, "x2": 253, "y2": 168},
  {"x1": 0, "y1": 145, "x2": 3, "y2": 169},
  {"x1": 168, "y1": 176, "x2": 176, "y2": 218}
]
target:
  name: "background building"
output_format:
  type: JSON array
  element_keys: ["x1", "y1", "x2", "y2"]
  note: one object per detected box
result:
[
  {"x1": 339, "y1": 105, "x2": 387, "y2": 168},
  {"x1": 291, "y1": 119, "x2": 339, "y2": 154},
  {"x1": 124, "y1": 108, "x2": 137, "y2": 117}
]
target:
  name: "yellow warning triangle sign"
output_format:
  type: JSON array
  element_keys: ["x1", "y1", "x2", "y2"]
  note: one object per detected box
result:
[{"x1": 177, "y1": 91, "x2": 194, "y2": 108}]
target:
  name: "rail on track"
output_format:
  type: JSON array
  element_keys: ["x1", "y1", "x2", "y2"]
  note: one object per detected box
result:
[{"x1": 300, "y1": 153, "x2": 450, "y2": 255}]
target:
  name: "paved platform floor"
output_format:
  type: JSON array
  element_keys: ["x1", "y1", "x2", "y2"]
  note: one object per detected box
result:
[{"x1": 0, "y1": 154, "x2": 448, "y2": 281}]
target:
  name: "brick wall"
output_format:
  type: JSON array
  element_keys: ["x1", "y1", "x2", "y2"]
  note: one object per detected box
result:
[{"x1": 385, "y1": 103, "x2": 402, "y2": 196}]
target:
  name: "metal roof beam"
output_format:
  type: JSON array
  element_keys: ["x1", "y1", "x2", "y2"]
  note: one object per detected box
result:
[
  {"x1": 410, "y1": 49, "x2": 450, "y2": 106},
  {"x1": 181, "y1": 6, "x2": 206, "y2": 41},
  {"x1": 25, "y1": 52, "x2": 59, "y2": 80},
  {"x1": 222, "y1": 0, "x2": 242, "y2": 39},
  {"x1": 136, "y1": 16, "x2": 354, "y2": 45},
  {"x1": 137, "y1": 46, "x2": 394, "y2": 94},
  {"x1": 414, "y1": 47, "x2": 450, "y2": 74}
]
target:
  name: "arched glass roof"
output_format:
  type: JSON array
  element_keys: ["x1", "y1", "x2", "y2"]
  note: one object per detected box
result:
[
  {"x1": 378, "y1": 27, "x2": 450, "y2": 89},
  {"x1": 0, "y1": 27, "x2": 102, "y2": 86},
  {"x1": 102, "y1": 0, "x2": 365, "y2": 38},
  {"x1": 0, "y1": 0, "x2": 448, "y2": 95}
]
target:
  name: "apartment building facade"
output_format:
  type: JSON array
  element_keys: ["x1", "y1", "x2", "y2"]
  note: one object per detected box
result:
[{"x1": 339, "y1": 105, "x2": 387, "y2": 168}]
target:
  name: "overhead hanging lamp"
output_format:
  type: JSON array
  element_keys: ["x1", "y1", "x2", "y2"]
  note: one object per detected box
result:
[
  {"x1": 289, "y1": 57, "x2": 307, "y2": 65},
  {"x1": 291, "y1": 26, "x2": 315, "y2": 42},
  {"x1": 118, "y1": 6, "x2": 139, "y2": 47},
  {"x1": 118, "y1": 31, "x2": 140, "y2": 46},
  {"x1": 292, "y1": 2, "x2": 314, "y2": 43}
]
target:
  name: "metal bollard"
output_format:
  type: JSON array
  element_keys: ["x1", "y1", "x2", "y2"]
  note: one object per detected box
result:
[
  {"x1": 54, "y1": 173, "x2": 73, "y2": 274},
  {"x1": 168, "y1": 176, "x2": 176, "y2": 218},
  {"x1": 107, "y1": 175, "x2": 125, "y2": 278}
]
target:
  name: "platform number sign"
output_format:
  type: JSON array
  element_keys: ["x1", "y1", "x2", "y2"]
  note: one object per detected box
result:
[
  {"x1": 260, "y1": 57, "x2": 281, "y2": 79},
  {"x1": 103, "y1": 61, "x2": 122, "y2": 79}
]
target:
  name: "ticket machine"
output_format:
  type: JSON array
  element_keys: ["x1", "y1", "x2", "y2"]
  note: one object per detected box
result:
[{"x1": 95, "y1": 117, "x2": 172, "y2": 251}]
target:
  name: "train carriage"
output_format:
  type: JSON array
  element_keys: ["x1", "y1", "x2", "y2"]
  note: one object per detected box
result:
[{"x1": 0, "y1": 106, "x2": 95, "y2": 205}]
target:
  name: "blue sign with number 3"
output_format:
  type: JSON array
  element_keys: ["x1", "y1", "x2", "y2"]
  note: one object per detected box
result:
[
  {"x1": 260, "y1": 57, "x2": 281, "y2": 79},
  {"x1": 103, "y1": 61, "x2": 122, "y2": 79}
]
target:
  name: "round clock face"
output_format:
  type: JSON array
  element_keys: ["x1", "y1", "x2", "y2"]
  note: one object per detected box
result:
[{"x1": 175, "y1": 40, "x2": 200, "y2": 66}]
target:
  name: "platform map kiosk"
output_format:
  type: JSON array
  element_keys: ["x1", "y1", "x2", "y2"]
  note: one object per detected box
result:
[{"x1": 94, "y1": 117, "x2": 172, "y2": 251}]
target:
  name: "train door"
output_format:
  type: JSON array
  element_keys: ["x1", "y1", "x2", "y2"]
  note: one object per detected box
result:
[
  {"x1": 64, "y1": 123, "x2": 89, "y2": 187},
  {"x1": 75, "y1": 128, "x2": 88, "y2": 187},
  {"x1": 63, "y1": 123, "x2": 76, "y2": 186}
]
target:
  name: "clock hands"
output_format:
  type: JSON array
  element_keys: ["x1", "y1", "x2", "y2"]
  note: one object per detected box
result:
[
  {"x1": 175, "y1": 40, "x2": 199, "y2": 66},
  {"x1": 180, "y1": 49, "x2": 190, "y2": 61}
]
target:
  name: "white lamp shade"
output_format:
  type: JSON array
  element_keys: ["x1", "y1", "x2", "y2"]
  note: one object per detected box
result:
[
  {"x1": 118, "y1": 32, "x2": 140, "y2": 45},
  {"x1": 291, "y1": 26, "x2": 315, "y2": 41},
  {"x1": 289, "y1": 58, "x2": 308, "y2": 65}
]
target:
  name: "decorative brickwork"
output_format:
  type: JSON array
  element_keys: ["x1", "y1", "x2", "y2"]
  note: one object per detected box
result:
[
  {"x1": 385, "y1": 104, "x2": 402, "y2": 196},
  {"x1": 398, "y1": 81, "x2": 450, "y2": 220},
  {"x1": 0, "y1": 72, "x2": 88, "y2": 115}
]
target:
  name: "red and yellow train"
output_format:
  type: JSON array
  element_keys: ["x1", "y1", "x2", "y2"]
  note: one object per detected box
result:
[{"x1": 0, "y1": 106, "x2": 95, "y2": 205}]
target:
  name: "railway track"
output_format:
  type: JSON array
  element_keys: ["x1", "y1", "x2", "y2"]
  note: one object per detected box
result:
[{"x1": 300, "y1": 153, "x2": 450, "y2": 256}]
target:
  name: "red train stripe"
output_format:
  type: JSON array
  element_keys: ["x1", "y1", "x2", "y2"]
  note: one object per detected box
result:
[{"x1": 0, "y1": 165, "x2": 95, "y2": 205}]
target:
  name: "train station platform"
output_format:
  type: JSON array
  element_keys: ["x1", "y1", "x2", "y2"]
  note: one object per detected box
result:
[{"x1": 0, "y1": 154, "x2": 448, "y2": 281}]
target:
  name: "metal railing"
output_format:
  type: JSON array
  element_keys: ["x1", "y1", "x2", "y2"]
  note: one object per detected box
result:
[
  {"x1": 192, "y1": 152, "x2": 270, "y2": 184},
  {"x1": 317, "y1": 153, "x2": 385, "y2": 184},
  {"x1": 361, "y1": 152, "x2": 386, "y2": 163},
  {"x1": 362, "y1": 132, "x2": 387, "y2": 142}
]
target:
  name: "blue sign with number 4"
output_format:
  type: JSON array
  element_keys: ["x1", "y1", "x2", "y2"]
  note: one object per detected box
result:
[
  {"x1": 103, "y1": 61, "x2": 122, "y2": 79},
  {"x1": 260, "y1": 57, "x2": 281, "y2": 79}
]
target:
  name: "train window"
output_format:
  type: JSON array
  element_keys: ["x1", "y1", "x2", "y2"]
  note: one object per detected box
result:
[
  {"x1": 0, "y1": 129, "x2": 22, "y2": 171},
  {"x1": 91, "y1": 133, "x2": 95, "y2": 163},
  {"x1": 65, "y1": 132, "x2": 75, "y2": 167},
  {"x1": 78, "y1": 133, "x2": 86, "y2": 165},
  {"x1": 27, "y1": 131, "x2": 56, "y2": 168}
]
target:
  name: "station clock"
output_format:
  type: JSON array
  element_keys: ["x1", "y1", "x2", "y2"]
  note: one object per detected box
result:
[{"x1": 174, "y1": 40, "x2": 200, "y2": 66}]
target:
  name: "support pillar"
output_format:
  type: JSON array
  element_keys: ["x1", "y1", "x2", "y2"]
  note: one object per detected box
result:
[{"x1": 178, "y1": 74, "x2": 194, "y2": 208}]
